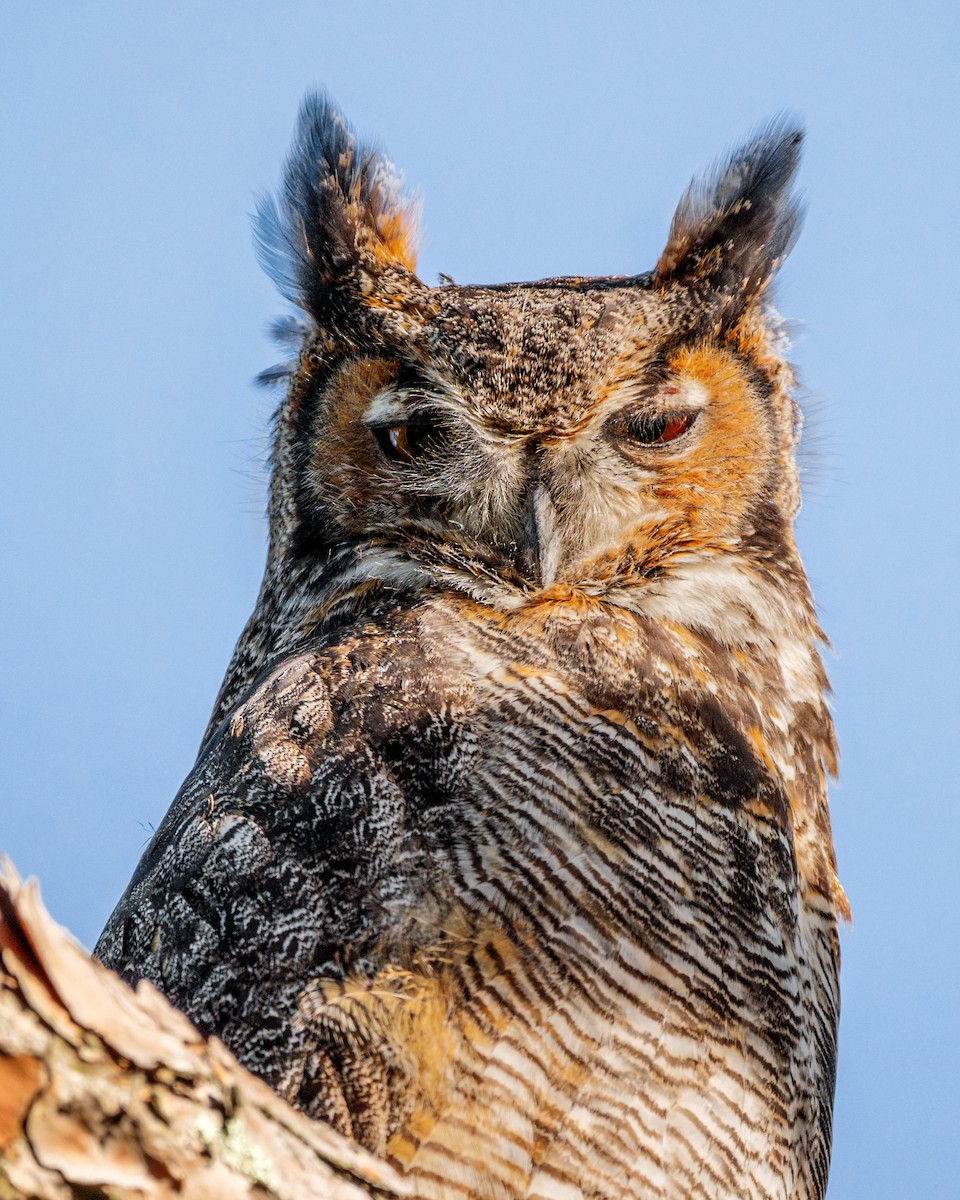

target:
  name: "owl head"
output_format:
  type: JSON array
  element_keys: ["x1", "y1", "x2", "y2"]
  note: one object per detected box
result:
[{"x1": 255, "y1": 95, "x2": 808, "y2": 625}]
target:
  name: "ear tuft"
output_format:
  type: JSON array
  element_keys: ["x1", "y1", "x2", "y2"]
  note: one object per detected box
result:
[
  {"x1": 656, "y1": 119, "x2": 804, "y2": 306},
  {"x1": 254, "y1": 93, "x2": 420, "y2": 322}
]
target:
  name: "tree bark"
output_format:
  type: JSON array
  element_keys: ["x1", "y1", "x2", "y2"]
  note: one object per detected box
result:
[{"x1": 0, "y1": 861, "x2": 411, "y2": 1200}]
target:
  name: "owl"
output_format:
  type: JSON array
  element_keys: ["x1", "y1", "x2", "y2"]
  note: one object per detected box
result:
[{"x1": 96, "y1": 95, "x2": 846, "y2": 1200}]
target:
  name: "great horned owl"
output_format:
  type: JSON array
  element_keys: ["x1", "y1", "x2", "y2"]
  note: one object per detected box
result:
[{"x1": 97, "y1": 95, "x2": 846, "y2": 1200}]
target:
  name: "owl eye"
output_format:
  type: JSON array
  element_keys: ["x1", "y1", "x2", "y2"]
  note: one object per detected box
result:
[
  {"x1": 371, "y1": 419, "x2": 437, "y2": 465},
  {"x1": 624, "y1": 411, "x2": 695, "y2": 446}
]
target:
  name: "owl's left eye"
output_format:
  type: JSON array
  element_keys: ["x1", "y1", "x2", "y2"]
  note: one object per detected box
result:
[
  {"x1": 371, "y1": 419, "x2": 437, "y2": 465},
  {"x1": 624, "y1": 411, "x2": 695, "y2": 446}
]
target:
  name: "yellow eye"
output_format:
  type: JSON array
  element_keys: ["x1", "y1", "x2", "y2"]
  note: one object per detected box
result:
[{"x1": 372, "y1": 419, "x2": 437, "y2": 465}]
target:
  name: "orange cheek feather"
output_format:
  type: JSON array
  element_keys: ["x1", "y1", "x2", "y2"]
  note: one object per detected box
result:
[
  {"x1": 310, "y1": 358, "x2": 401, "y2": 521},
  {"x1": 660, "y1": 344, "x2": 773, "y2": 536}
]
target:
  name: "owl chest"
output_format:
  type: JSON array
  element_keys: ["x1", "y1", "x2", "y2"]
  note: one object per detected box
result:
[
  {"x1": 374, "y1": 656, "x2": 831, "y2": 1198},
  {"x1": 385, "y1": 622, "x2": 795, "y2": 953},
  {"x1": 411, "y1": 659, "x2": 804, "y2": 1037}
]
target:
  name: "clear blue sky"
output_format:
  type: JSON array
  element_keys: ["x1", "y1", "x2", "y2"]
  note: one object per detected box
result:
[{"x1": 2, "y1": 4, "x2": 957, "y2": 1195}]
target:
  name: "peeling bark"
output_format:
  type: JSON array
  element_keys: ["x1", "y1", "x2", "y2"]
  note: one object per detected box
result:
[{"x1": 0, "y1": 861, "x2": 411, "y2": 1200}]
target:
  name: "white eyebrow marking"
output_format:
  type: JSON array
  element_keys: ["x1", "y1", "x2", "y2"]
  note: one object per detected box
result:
[
  {"x1": 363, "y1": 388, "x2": 407, "y2": 426},
  {"x1": 675, "y1": 378, "x2": 710, "y2": 409},
  {"x1": 593, "y1": 374, "x2": 711, "y2": 433},
  {"x1": 651, "y1": 377, "x2": 710, "y2": 411}
]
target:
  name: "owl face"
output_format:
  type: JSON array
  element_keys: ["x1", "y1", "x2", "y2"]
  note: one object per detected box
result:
[
  {"x1": 259, "y1": 97, "x2": 803, "y2": 611},
  {"x1": 299, "y1": 287, "x2": 787, "y2": 606}
]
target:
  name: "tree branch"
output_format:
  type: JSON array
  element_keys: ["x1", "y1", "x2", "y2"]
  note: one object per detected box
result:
[{"x1": 0, "y1": 861, "x2": 411, "y2": 1199}]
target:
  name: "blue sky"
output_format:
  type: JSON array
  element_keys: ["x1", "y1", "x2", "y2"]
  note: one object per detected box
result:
[{"x1": 2, "y1": 3, "x2": 958, "y2": 1195}]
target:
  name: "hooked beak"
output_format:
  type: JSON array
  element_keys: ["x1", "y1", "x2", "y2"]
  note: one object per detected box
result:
[{"x1": 519, "y1": 483, "x2": 561, "y2": 587}]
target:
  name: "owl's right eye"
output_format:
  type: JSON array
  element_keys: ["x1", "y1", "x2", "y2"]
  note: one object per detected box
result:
[{"x1": 371, "y1": 419, "x2": 437, "y2": 465}]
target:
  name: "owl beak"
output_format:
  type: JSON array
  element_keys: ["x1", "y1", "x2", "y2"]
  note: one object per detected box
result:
[{"x1": 520, "y1": 483, "x2": 561, "y2": 587}]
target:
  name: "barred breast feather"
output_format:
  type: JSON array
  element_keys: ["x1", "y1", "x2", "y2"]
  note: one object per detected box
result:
[{"x1": 97, "y1": 587, "x2": 839, "y2": 1200}]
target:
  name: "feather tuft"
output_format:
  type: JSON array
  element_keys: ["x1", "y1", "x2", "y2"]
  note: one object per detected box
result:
[
  {"x1": 254, "y1": 92, "x2": 419, "y2": 322},
  {"x1": 656, "y1": 117, "x2": 804, "y2": 304}
]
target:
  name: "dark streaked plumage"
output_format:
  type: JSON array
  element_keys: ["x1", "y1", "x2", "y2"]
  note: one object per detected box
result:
[{"x1": 97, "y1": 95, "x2": 845, "y2": 1199}]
